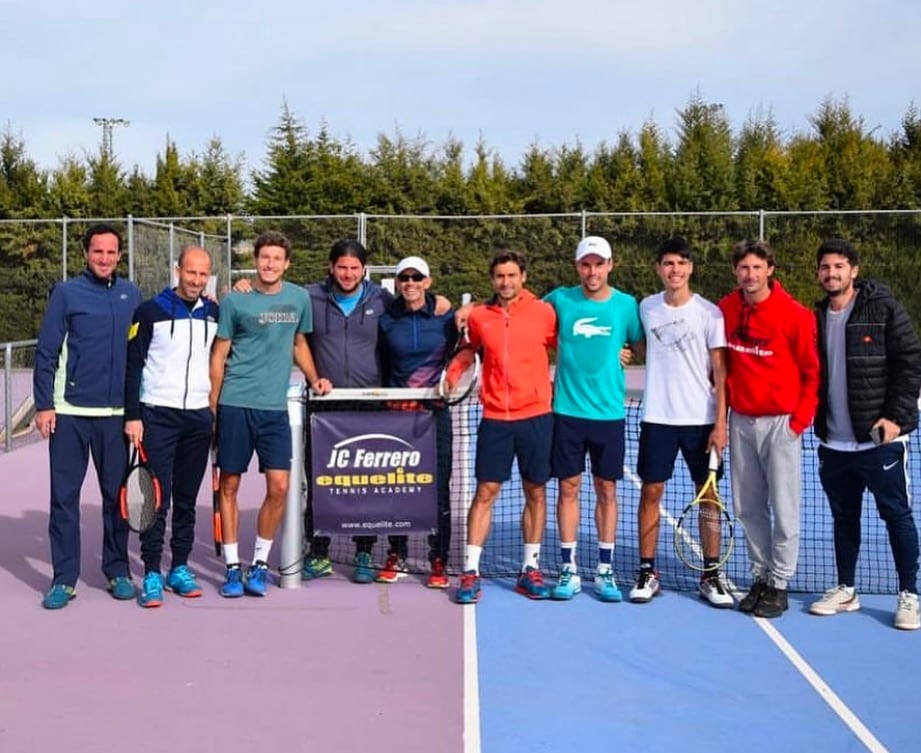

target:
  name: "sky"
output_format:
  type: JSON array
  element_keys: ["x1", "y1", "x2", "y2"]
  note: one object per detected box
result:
[{"x1": 3, "y1": 0, "x2": 919, "y2": 178}]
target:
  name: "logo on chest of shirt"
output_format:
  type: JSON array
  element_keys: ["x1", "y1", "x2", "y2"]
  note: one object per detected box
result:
[
  {"x1": 258, "y1": 306, "x2": 298, "y2": 325},
  {"x1": 572, "y1": 317, "x2": 611, "y2": 339},
  {"x1": 650, "y1": 318, "x2": 692, "y2": 351}
]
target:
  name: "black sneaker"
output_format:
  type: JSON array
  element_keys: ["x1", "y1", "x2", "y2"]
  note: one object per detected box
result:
[
  {"x1": 753, "y1": 585, "x2": 788, "y2": 618},
  {"x1": 738, "y1": 580, "x2": 768, "y2": 613}
]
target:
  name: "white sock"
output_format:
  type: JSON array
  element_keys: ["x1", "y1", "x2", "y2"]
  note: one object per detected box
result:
[
  {"x1": 464, "y1": 545, "x2": 482, "y2": 574},
  {"x1": 253, "y1": 537, "x2": 273, "y2": 565},
  {"x1": 223, "y1": 542, "x2": 240, "y2": 568},
  {"x1": 522, "y1": 543, "x2": 541, "y2": 572}
]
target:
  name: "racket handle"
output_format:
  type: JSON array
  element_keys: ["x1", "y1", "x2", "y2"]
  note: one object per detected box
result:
[{"x1": 708, "y1": 447, "x2": 720, "y2": 472}]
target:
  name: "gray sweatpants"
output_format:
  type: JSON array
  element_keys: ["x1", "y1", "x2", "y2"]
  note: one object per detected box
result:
[{"x1": 729, "y1": 413, "x2": 802, "y2": 590}]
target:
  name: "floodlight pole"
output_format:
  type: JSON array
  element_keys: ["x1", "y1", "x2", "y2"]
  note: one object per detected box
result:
[{"x1": 93, "y1": 117, "x2": 130, "y2": 158}]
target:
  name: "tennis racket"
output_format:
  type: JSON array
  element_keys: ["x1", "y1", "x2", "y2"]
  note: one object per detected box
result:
[
  {"x1": 674, "y1": 448, "x2": 734, "y2": 572},
  {"x1": 438, "y1": 327, "x2": 481, "y2": 405},
  {"x1": 211, "y1": 446, "x2": 223, "y2": 557},
  {"x1": 119, "y1": 441, "x2": 162, "y2": 533}
]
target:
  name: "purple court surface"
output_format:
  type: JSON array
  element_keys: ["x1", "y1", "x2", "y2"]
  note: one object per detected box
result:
[{"x1": 0, "y1": 440, "x2": 464, "y2": 753}]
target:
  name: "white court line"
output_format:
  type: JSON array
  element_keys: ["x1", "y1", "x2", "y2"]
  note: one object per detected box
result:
[
  {"x1": 623, "y1": 466, "x2": 889, "y2": 753},
  {"x1": 751, "y1": 618, "x2": 889, "y2": 753},
  {"x1": 464, "y1": 604, "x2": 482, "y2": 753}
]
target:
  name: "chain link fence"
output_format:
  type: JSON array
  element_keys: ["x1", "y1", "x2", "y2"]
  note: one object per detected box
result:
[{"x1": 3, "y1": 209, "x2": 921, "y2": 451}]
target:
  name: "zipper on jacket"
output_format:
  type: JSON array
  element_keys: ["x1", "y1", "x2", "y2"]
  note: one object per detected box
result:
[
  {"x1": 503, "y1": 308, "x2": 511, "y2": 419},
  {"x1": 183, "y1": 314, "x2": 193, "y2": 409}
]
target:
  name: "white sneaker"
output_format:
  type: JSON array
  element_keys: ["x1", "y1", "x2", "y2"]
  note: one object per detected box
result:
[
  {"x1": 698, "y1": 574, "x2": 734, "y2": 608},
  {"x1": 894, "y1": 591, "x2": 921, "y2": 630},
  {"x1": 809, "y1": 585, "x2": 860, "y2": 616},
  {"x1": 629, "y1": 569, "x2": 660, "y2": 603},
  {"x1": 594, "y1": 569, "x2": 623, "y2": 602}
]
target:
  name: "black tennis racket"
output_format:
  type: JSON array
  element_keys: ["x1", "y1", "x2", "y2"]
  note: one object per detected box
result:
[
  {"x1": 211, "y1": 446, "x2": 223, "y2": 557},
  {"x1": 438, "y1": 327, "x2": 481, "y2": 405},
  {"x1": 119, "y1": 441, "x2": 162, "y2": 533},
  {"x1": 674, "y1": 448, "x2": 734, "y2": 572}
]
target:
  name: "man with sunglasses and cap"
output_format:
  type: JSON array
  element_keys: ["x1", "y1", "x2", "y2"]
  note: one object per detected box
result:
[{"x1": 377, "y1": 256, "x2": 457, "y2": 588}]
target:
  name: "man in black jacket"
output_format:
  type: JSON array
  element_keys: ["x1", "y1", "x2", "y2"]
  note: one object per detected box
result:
[{"x1": 810, "y1": 238, "x2": 921, "y2": 630}]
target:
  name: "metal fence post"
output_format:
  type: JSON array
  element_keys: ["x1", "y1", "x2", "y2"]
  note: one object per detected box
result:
[
  {"x1": 3, "y1": 342, "x2": 12, "y2": 453},
  {"x1": 61, "y1": 217, "x2": 68, "y2": 281},
  {"x1": 127, "y1": 214, "x2": 135, "y2": 283},
  {"x1": 226, "y1": 214, "x2": 233, "y2": 291}
]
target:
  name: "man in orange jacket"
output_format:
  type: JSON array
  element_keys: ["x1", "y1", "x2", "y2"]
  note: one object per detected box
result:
[{"x1": 454, "y1": 249, "x2": 557, "y2": 604}]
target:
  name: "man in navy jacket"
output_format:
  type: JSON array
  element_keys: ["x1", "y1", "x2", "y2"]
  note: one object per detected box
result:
[{"x1": 33, "y1": 223, "x2": 142, "y2": 609}]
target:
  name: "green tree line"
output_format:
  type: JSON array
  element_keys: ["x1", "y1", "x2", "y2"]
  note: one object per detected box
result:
[{"x1": 2, "y1": 95, "x2": 921, "y2": 341}]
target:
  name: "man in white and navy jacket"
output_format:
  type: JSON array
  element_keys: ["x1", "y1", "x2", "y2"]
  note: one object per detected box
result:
[{"x1": 125, "y1": 246, "x2": 219, "y2": 608}]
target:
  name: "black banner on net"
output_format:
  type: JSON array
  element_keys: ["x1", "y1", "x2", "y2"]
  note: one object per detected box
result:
[{"x1": 310, "y1": 409, "x2": 438, "y2": 535}]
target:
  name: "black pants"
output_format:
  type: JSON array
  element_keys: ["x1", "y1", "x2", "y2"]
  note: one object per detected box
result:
[
  {"x1": 818, "y1": 442, "x2": 919, "y2": 592},
  {"x1": 138, "y1": 405, "x2": 212, "y2": 573}
]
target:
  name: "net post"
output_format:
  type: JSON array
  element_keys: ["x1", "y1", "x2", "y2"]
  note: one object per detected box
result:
[{"x1": 279, "y1": 381, "x2": 306, "y2": 588}]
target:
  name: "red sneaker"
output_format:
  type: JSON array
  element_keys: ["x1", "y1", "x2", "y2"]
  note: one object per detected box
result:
[
  {"x1": 375, "y1": 552, "x2": 408, "y2": 583},
  {"x1": 426, "y1": 557, "x2": 450, "y2": 589}
]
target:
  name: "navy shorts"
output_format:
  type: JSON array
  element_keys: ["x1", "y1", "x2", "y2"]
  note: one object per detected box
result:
[
  {"x1": 636, "y1": 422, "x2": 718, "y2": 484},
  {"x1": 552, "y1": 414, "x2": 626, "y2": 481},
  {"x1": 216, "y1": 405, "x2": 292, "y2": 474},
  {"x1": 475, "y1": 413, "x2": 553, "y2": 485}
]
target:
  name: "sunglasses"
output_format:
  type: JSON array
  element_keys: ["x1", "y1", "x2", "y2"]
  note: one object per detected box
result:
[{"x1": 397, "y1": 273, "x2": 426, "y2": 282}]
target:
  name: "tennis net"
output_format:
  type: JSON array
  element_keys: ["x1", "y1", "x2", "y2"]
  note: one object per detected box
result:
[{"x1": 301, "y1": 384, "x2": 921, "y2": 594}]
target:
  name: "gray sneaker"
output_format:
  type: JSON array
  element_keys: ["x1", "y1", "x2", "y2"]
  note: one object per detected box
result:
[
  {"x1": 894, "y1": 591, "x2": 920, "y2": 630},
  {"x1": 809, "y1": 585, "x2": 860, "y2": 616}
]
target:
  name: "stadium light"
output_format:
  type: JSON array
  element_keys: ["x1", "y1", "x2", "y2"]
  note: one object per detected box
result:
[{"x1": 93, "y1": 117, "x2": 130, "y2": 158}]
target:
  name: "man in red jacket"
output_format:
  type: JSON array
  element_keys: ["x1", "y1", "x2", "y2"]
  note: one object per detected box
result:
[
  {"x1": 454, "y1": 249, "x2": 557, "y2": 604},
  {"x1": 719, "y1": 240, "x2": 819, "y2": 618}
]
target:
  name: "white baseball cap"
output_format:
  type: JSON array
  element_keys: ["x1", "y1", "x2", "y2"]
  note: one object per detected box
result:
[
  {"x1": 395, "y1": 255, "x2": 430, "y2": 277},
  {"x1": 575, "y1": 236, "x2": 612, "y2": 261}
]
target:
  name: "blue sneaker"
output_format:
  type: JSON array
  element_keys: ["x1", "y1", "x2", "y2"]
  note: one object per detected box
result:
[
  {"x1": 138, "y1": 572, "x2": 164, "y2": 608},
  {"x1": 302, "y1": 555, "x2": 333, "y2": 580},
  {"x1": 455, "y1": 570, "x2": 482, "y2": 604},
  {"x1": 551, "y1": 566, "x2": 582, "y2": 600},
  {"x1": 594, "y1": 569, "x2": 623, "y2": 602},
  {"x1": 106, "y1": 576, "x2": 136, "y2": 601},
  {"x1": 515, "y1": 566, "x2": 550, "y2": 600},
  {"x1": 352, "y1": 552, "x2": 374, "y2": 584},
  {"x1": 221, "y1": 566, "x2": 244, "y2": 598},
  {"x1": 245, "y1": 562, "x2": 270, "y2": 596},
  {"x1": 166, "y1": 565, "x2": 203, "y2": 597},
  {"x1": 42, "y1": 584, "x2": 76, "y2": 610}
]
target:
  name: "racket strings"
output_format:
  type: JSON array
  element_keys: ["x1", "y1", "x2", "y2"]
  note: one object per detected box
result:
[
  {"x1": 124, "y1": 468, "x2": 160, "y2": 532},
  {"x1": 439, "y1": 348, "x2": 480, "y2": 404},
  {"x1": 675, "y1": 500, "x2": 734, "y2": 572}
]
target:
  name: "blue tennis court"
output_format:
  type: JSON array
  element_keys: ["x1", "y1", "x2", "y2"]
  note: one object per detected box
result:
[{"x1": 472, "y1": 584, "x2": 918, "y2": 752}]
